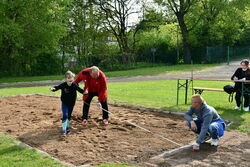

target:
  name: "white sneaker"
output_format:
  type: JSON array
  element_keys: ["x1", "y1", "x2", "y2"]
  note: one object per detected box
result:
[
  {"x1": 235, "y1": 106, "x2": 240, "y2": 110},
  {"x1": 244, "y1": 107, "x2": 249, "y2": 112},
  {"x1": 211, "y1": 139, "x2": 219, "y2": 146}
]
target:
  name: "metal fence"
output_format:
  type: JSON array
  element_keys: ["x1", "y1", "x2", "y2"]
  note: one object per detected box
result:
[{"x1": 191, "y1": 46, "x2": 250, "y2": 64}]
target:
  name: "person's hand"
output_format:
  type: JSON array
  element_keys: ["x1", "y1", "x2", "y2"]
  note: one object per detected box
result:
[
  {"x1": 97, "y1": 101, "x2": 102, "y2": 109},
  {"x1": 83, "y1": 90, "x2": 88, "y2": 95},
  {"x1": 50, "y1": 87, "x2": 56, "y2": 92},
  {"x1": 193, "y1": 142, "x2": 200, "y2": 151},
  {"x1": 233, "y1": 76, "x2": 238, "y2": 80},
  {"x1": 190, "y1": 121, "x2": 197, "y2": 131}
]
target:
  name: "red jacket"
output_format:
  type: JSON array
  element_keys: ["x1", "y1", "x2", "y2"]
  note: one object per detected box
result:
[{"x1": 74, "y1": 68, "x2": 108, "y2": 102}]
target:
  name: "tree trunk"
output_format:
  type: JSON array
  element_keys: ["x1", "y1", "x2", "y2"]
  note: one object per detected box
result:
[{"x1": 177, "y1": 13, "x2": 191, "y2": 64}]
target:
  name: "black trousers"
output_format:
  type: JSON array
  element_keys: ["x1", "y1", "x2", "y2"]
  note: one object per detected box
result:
[
  {"x1": 235, "y1": 91, "x2": 250, "y2": 107},
  {"x1": 82, "y1": 92, "x2": 109, "y2": 120}
]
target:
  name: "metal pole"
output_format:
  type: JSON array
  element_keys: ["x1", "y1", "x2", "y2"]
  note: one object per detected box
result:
[
  {"x1": 177, "y1": 80, "x2": 179, "y2": 105},
  {"x1": 191, "y1": 60, "x2": 194, "y2": 95},
  {"x1": 176, "y1": 24, "x2": 179, "y2": 63},
  {"x1": 185, "y1": 79, "x2": 188, "y2": 104},
  {"x1": 206, "y1": 46, "x2": 210, "y2": 62},
  {"x1": 241, "y1": 82, "x2": 244, "y2": 112},
  {"x1": 227, "y1": 46, "x2": 230, "y2": 65}
]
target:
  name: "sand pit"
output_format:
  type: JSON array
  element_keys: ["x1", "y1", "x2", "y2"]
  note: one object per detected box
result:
[{"x1": 0, "y1": 95, "x2": 194, "y2": 166}]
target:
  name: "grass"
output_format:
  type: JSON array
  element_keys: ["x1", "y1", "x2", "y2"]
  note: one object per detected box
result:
[
  {"x1": 104, "y1": 64, "x2": 217, "y2": 77},
  {"x1": 0, "y1": 64, "x2": 217, "y2": 84},
  {"x1": 0, "y1": 133, "x2": 65, "y2": 167}
]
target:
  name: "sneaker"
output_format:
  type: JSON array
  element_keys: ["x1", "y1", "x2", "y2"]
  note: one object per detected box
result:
[
  {"x1": 100, "y1": 119, "x2": 109, "y2": 125},
  {"x1": 80, "y1": 119, "x2": 88, "y2": 125},
  {"x1": 60, "y1": 131, "x2": 67, "y2": 137},
  {"x1": 244, "y1": 107, "x2": 249, "y2": 112},
  {"x1": 235, "y1": 106, "x2": 240, "y2": 110},
  {"x1": 211, "y1": 139, "x2": 219, "y2": 146},
  {"x1": 66, "y1": 128, "x2": 71, "y2": 135}
]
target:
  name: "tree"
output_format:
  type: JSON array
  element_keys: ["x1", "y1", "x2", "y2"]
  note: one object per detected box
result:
[
  {"x1": 156, "y1": 0, "x2": 200, "y2": 63},
  {"x1": 96, "y1": 0, "x2": 139, "y2": 64},
  {"x1": 0, "y1": 0, "x2": 67, "y2": 76}
]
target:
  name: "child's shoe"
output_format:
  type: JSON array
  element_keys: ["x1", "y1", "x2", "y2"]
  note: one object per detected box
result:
[
  {"x1": 66, "y1": 128, "x2": 71, "y2": 135},
  {"x1": 60, "y1": 130, "x2": 67, "y2": 137}
]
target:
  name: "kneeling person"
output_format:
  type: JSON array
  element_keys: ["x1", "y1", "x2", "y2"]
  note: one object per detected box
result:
[{"x1": 185, "y1": 94, "x2": 225, "y2": 151}]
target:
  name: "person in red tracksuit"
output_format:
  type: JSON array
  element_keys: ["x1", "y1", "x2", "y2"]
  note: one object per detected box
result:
[{"x1": 74, "y1": 66, "x2": 109, "y2": 125}]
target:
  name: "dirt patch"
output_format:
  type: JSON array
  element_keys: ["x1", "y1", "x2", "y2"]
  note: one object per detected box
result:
[
  {"x1": 149, "y1": 130, "x2": 250, "y2": 167},
  {"x1": 0, "y1": 95, "x2": 194, "y2": 166}
]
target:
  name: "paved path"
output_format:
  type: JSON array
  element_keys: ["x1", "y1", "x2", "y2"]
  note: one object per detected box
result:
[{"x1": 0, "y1": 61, "x2": 240, "y2": 89}]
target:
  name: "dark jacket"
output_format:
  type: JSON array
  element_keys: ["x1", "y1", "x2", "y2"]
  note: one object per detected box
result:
[
  {"x1": 231, "y1": 68, "x2": 250, "y2": 90},
  {"x1": 52, "y1": 82, "x2": 84, "y2": 106}
]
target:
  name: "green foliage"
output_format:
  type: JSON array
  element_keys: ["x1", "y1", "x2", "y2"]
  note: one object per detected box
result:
[
  {"x1": 0, "y1": 0, "x2": 250, "y2": 77},
  {"x1": 0, "y1": 0, "x2": 67, "y2": 76},
  {"x1": 135, "y1": 24, "x2": 179, "y2": 64},
  {"x1": 187, "y1": 0, "x2": 249, "y2": 47}
]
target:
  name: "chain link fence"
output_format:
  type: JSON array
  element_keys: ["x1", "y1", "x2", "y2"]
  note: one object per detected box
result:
[{"x1": 191, "y1": 46, "x2": 250, "y2": 64}]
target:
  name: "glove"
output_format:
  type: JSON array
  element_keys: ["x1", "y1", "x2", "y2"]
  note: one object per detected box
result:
[
  {"x1": 97, "y1": 101, "x2": 102, "y2": 109},
  {"x1": 83, "y1": 90, "x2": 88, "y2": 95},
  {"x1": 50, "y1": 87, "x2": 56, "y2": 92}
]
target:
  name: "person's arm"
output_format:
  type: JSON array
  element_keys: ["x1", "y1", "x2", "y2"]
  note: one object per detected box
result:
[
  {"x1": 196, "y1": 112, "x2": 213, "y2": 144},
  {"x1": 245, "y1": 70, "x2": 250, "y2": 80},
  {"x1": 73, "y1": 83, "x2": 86, "y2": 94},
  {"x1": 98, "y1": 74, "x2": 107, "y2": 102},
  {"x1": 51, "y1": 83, "x2": 64, "y2": 92},
  {"x1": 231, "y1": 68, "x2": 240, "y2": 80},
  {"x1": 184, "y1": 107, "x2": 194, "y2": 122}
]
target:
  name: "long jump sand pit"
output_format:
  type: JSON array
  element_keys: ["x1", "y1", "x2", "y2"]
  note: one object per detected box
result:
[{"x1": 0, "y1": 95, "x2": 195, "y2": 166}]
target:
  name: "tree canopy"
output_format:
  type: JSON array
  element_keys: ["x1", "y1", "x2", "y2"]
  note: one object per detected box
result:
[{"x1": 0, "y1": 0, "x2": 249, "y2": 76}]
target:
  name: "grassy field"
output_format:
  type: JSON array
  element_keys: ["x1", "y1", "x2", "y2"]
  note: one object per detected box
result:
[
  {"x1": 0, "y1": 133, "x2": 65, "y2": 167},
  {"x1": 0, "y1": 64, "x2": 217, "y2": 84}
]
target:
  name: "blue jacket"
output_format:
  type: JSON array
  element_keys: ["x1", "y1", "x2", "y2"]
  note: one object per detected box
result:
[{"x1": 185, "y1": 102, "x2": 220, "y2": 144}]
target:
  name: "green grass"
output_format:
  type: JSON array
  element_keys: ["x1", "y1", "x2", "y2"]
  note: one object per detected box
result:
[
  {"x1": 0, "y1": 64, "x2": 217, "y2": 84},
  {"x1": 0, "y1": 75, "x2": 64, "y2": 84},
  {"x1": 0, "y1": 133, "x2": 65, "y2": 167},
  {"x1": 104, "y1": 64, "x2": 217, "y2": 77}
]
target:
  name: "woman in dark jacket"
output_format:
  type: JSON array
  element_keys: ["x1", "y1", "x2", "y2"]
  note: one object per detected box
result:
[{"x1": 231, "y1": 59, "x2": 250, "y2": 112}]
